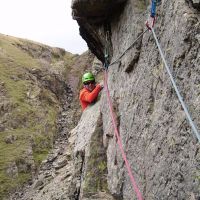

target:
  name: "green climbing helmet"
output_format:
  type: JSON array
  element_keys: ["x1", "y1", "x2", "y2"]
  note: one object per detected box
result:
[{"x1": 82, "y1": 72, "x2": 95, "y2": 84}]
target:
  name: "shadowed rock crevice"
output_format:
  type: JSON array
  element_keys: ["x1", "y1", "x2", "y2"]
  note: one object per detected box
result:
[
  {"x1": 72, "y1": 0, "x2": 127, "y2": 62},
  {"x1": 72, "y1": 0, "x2": 127, "y2": 24},
  {"x1": 78, "y1": 22, "x2": 105, "y2": 62},
  {"x1": 189, "y1": 0, "x2": 200, "y2": 10}
]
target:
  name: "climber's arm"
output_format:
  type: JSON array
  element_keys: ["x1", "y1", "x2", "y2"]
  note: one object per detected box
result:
[{"x1": 81, "y1": 84, "x2": 102, "y2": 103}]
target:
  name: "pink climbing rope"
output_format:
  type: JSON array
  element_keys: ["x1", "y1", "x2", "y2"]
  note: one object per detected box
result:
[{"x1": 104, "y1": 70, "x2": 143, "y2": 200}]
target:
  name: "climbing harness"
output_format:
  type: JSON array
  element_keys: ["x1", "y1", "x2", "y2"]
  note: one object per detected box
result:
[{"x1": 151, "y1": 28, "x2": 200, "y2": 142}]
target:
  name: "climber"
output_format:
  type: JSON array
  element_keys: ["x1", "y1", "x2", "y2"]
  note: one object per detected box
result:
[
  {"x1": 146, "y1": 0, "x2": 161, "y2": 30},
  {"x1": 79, "y1": 72, "x2": 103, "y2": 111}
]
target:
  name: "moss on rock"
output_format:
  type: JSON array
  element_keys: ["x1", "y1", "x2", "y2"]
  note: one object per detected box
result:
[{"x1": 82, "y1": 115, "x2": 109, "y2": 197}]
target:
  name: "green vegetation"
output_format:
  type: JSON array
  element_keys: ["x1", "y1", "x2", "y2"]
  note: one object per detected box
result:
[
  {"x1": 0, "y1": 33, "x2": 73, "y2": 199},
  {"x1": 0, "y1": 171, "x2": 31, "y2": 199},
  {"x1": 0, "y1": 35, "x2": 40, "y2": 68},
  {"x1": 0, "y1": 129, "x2": 32, "y2": 199}
]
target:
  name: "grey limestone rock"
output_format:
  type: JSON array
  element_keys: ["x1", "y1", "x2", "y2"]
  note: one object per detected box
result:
[{"x1": 73, "y1": 0, "x2": 200, "y2": 199}]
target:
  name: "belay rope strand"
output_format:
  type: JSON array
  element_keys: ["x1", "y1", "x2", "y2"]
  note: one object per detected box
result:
[
  {"x1": 147, "y1": 1, "x2": 200, "y2": 142},
  {"x1": 109, "y1": 28, "x2": 149, "y2": 66},
  {"x1": 106, "y1": 0, "x2": 200, "y2": 143},
  {"x1": 103, "y1": 70, "x2": 143, "y2": 200},
  {"x1": 103, "y1": 24, "x2": 143, "y2": 200},
  {"x1": 102, "y1": 0, "x2": 199, "y2": 199},
  {"x1": 151, "y1": 28, "x2": 200, "y2": 142}
]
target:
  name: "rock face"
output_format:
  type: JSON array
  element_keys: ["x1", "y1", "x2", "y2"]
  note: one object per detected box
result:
[
  {"x1": 72, "y1": 0, "x2": 200, "y2": 199},
  {"x1": 68, "y1": 102, "x2": 114, "y2": 200}
]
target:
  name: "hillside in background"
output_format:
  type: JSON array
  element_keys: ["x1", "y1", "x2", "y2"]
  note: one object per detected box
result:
[{"x1": 0, "y1": 33, "x2": 95, "y2": 199}]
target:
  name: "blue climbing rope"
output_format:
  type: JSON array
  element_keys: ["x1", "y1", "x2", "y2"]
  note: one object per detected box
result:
[{"x1": 151, "y1": 28, "x2": 200, "y2": 142}]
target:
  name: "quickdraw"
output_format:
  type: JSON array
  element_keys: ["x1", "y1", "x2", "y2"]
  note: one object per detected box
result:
[{"x1": 104, "y1": 30, "x2": 110, "y2": 70}]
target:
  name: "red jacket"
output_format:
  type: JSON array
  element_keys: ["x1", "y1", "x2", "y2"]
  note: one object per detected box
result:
[{"x1": 79, "y1": 84, "x2": 102, "y2": 111}]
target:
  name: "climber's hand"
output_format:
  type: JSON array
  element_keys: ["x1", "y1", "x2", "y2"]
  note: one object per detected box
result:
[
  {"x1": 146, "y1": 16, "x2": 156, "y2": 30},
  {"x1": 99, "y1": 83, "x2": 104, "y2": 89},
  {"x1": 97, "y1": 81, "x2": 104, "y2": 90}
]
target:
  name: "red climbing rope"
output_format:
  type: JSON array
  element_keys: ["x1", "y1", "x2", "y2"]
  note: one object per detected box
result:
[{"x1": 103, "y1": 70, "x2": 143, "y2": 200}]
